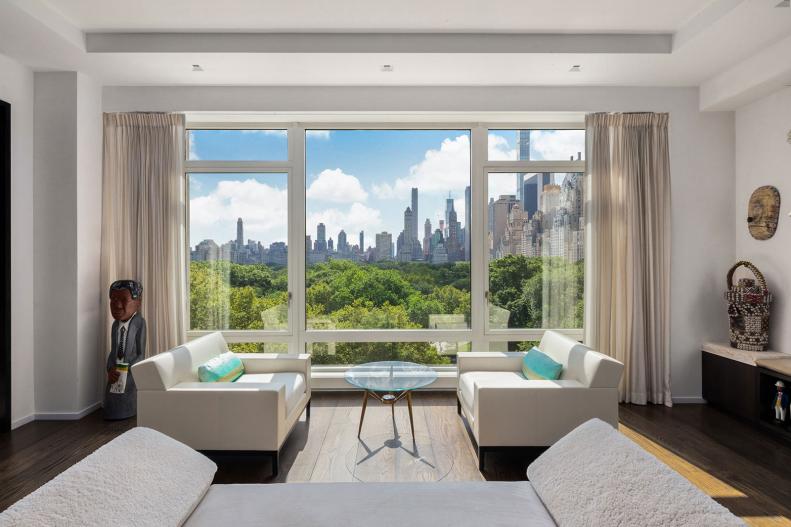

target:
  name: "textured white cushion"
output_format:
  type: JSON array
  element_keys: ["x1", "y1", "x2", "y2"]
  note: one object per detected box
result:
[
  {"x1": 236, "y1": 372, "x2": 306, "y2": 415},
  {"x1": 527, "y1": 419, "x2": 744, "y2": 527},
  {"x1": 185, "y1": 482, "x2": 555, "y2": 527},
  {"x1": 0, "y1": 427, "x2": 217, "y2": 527}
]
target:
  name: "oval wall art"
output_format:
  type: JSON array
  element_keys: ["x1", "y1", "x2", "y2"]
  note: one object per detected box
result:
[{"x1": 747, "y1": 185, "x2": 781, "y2": 240}]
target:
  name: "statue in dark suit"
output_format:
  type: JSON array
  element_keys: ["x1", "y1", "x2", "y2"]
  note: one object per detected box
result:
[{"x1": 103, "y1": 280, "x2": 146, "y2": 420}]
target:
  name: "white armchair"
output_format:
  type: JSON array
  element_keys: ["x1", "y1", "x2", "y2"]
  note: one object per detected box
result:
[
  {"x1": 132, "y1": 332, "x2": 311, "y2": 476},
  {"x1": 457, "y1": 331, "x2": 623, "y2": 469}
]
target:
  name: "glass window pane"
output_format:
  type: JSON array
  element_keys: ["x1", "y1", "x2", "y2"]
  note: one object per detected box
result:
[
  {"x1": 307, "y1": 341, "x2": 468, "y2": 366},
  {"x1": 487, "y1": 172, "x2": 584, "y2": 329},
  {"x1": 305, "y1": 130, "x2": 471, "y2": 331},
  {"x1": 188, "y1": 129, "x2": 288, "y2": 161},
  {"x1": 488, "y1": 129, "x2": 585, "y2": 161},
  {"x1": 188, "y1": 172, "x2": 289, "y2": 331}
]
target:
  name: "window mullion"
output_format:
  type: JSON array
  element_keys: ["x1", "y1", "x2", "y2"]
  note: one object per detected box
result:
[
  {"x1": 292, "y1": 126, "x2": 307, "y2": 355},
  {"x1": 470, "y1": 126, "x2": 487, "y2": 351}
]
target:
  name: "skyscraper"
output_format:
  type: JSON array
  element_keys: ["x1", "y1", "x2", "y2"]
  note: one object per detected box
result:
[
  {"x1": 423, "y1": 219, "x2": 432, "y2": 258},
  {"x1": 337, "y1": 230, "x2": 347, "y2": 252},
  {"x1": 464, "y1": 185, "x2": 471, "y2": 261},
  {"x1": 491, "y1": 194, "x2": 520, "y2": 256},
  {"x1": 359, "y1": 231, "x2": 364, "y2": 252},
  {"x1": 236, "y1": 217, "x2": 244, "y2": 248},
  {"x1": 375, "y1": 232, "x2": 393, "y2": 262},
  {"x1": 411, "y1": 188, "x2": 419, "y2": 240},
  {"x1": 316, "y1": 223, "x2": 327, "y2": 252},
  {"x1": 446, "y1": 208, "x2": 462, "y2": 262},
  {"x1": 399, "y1": 206, "x2": 417, "y2": 262},
  {"x1": 444, "y1": 195, "x2": 454, "y2": 237},
  {"x1": 522, "y1": 173, "x2": 552, "y2": 218},
  {"x1": 516, "y1": 130, "x2": 530, "y2": 204}
]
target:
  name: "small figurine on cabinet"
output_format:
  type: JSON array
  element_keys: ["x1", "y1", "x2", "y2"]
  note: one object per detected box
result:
[
  {"x1": 773, "y1": 380, "x2": 789, "y2": 424},
  {"x1": 103, "y1": 280, "x2": 146, "y2": 420}
]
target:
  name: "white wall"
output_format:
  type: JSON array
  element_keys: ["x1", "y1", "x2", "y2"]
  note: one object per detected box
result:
[
  {"x1": 34, "y1": 71, "x2": 103, "y2": 417},
  {"x1": 34, "y1": 72, "x2": 79, "y2": 414},
  {"x1": 76, "y1": 73, "x2": 103, "y2": 411},
  {"x1": 734, "y1": 88, "x2": 791, "y2": 353},
  {"x1": 106, "y1": 85, "x2": 735, "y2": 401},
  {"x1": 0, "y1": 53, "x2": 35, "y2": 428}
]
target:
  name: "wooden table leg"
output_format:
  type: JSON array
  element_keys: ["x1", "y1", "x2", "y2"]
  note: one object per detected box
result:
[
  {"x1": 406, "y1": 391, "x2": 415, "y2": 437},
  {"x1": 358, "y1": 390, "x2": 368, "y2": 437}
]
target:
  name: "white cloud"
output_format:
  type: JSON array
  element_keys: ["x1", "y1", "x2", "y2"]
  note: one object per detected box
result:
[
  {"x1": 189, "y1": 178, "x2": 287, "y2": 246},
  {"x1": 188, "y1": 133, "x2": 199, "y2": 160},
  {"x1": 488, "y1": 173, "x2": 520, "y2": 201},
  {"x1": 307, "y1": 168, "x2": 368, "y2": 203},
  {"x1": 306, "y1": 130, "x2": 331, "y2": 140},
  {"x1": 372, "y1": 135, "x2": 471, "y2": 199},
  {"x1": 530, "y1": 130, "x2": 585, "y2": 161},
  {"x1": 239, "y1": 129, "x2": 287, "y2": 136},
  {"x1": 487, "y1": 134, "x2": 517, "y2": 160},
  {"x1": 307, "y1": 202, "x2": 382, "y2": 241}
]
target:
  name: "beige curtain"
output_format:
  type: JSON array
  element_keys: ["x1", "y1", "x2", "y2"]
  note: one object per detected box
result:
[
  {"x1": 100, "y1": 113, "x2": 186, "y2": 359},
  {"x1": 585, "y1": 113, "x2": 672, "y2": 406}
]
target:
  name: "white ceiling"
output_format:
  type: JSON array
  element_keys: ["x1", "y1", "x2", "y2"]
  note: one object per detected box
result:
[
  {"x1": 1, "y1": 0, "x2": 790, "y2": 110},
  {"x1": 41, "y1": 0, "x2": 710, "y2": 33}
]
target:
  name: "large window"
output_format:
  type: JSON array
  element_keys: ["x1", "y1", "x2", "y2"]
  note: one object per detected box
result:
[
  {"x1": 188, "y1": 172, "x2": 289, "y2": 331},
  {"x1": 305, "y1": 130, "x2": 471, "y2": 332},
  {"x1": 185, "y1": 122, "x2": 585, "y2": 366},
  {"x1": 486, "y1": 172, "x2": 584, "y2": 331}
]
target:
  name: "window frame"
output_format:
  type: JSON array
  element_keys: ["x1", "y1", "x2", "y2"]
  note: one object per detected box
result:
[{"x1": 184, "y1": 121, "x2": 585, "y2": 359}]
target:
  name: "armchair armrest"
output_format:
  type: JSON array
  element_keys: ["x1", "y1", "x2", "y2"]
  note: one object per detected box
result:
[
  {"x1": 137, "y1": 382, "x2": 287, "y2": 450},
  {"x1": 457, "y1": 352, "x2": 525, "y2": 374}
]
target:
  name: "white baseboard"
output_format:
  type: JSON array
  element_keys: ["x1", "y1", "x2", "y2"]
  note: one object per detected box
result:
[
  {"x1": 34, "y1": 401, "x2": 102, "y2": 421},
  {"x1": 672, "y1": 396, "x2": 706, "y2": 404},
  {"x1": 11, "y1": 413, "x2": 35, "y2": 429}
]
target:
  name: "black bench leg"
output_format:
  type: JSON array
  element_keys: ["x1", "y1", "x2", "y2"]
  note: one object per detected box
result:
[
  {"x1": 457, "y1": 396, "x2": 461, "y2": 415},
  {"x1": 271, "y1": 451, "x2": 279, "y2": 477},
  {"x1": 306, "y1": 399, "x2": 311, "y2": 419}
]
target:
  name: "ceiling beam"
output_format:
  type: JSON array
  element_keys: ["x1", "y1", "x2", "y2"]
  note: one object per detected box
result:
[
  {"x1": 699, "y1": 32, "x2": 791, "y2": 110},
  {"x1": 673, "y1": 0, "x2": 746, "y2": 50},
  {"x1": 85, "y1": 32, "x2": 672, "y2": 54}
]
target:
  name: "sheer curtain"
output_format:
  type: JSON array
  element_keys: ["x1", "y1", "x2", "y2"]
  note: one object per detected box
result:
[
  {"x1": 100, "y1": 113, "x2": 186, "y2": 359},
  {"x1": 585, "y1": 113, "x2": 672, "y2": 406}
]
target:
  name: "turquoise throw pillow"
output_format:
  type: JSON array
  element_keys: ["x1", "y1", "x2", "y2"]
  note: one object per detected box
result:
[
  {"x1": 198, "y1": 352, "x2": 245, "y2": 383},
  {"x1": 522, "y1": 347, "x2": 563, "y2": 380}
]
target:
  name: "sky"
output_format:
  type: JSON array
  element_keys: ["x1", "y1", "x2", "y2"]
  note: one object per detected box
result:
[{"x1": 187, "y1": 129, "x2": 584, "y2": 248}]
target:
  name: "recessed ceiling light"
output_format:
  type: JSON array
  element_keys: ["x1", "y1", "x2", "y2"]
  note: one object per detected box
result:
[
  {"x1": 569, "y1": 65, "x2": 582, "y2": 73},
  {"x1": 776, "y1": 0, "x2": 790, "y2": 7},
  {"x1": 381, "y1": 64, "x2": 394, "y2": 72},
  {"x1": 192, "y1": 64, "x2": 203, "y2": 72}
]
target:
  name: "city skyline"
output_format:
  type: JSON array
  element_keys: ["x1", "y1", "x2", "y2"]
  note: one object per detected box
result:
[
  {"x1": 188, "y1": 129, "x2": 583, "y2": 248},
  {"x1": 191, "y1": 169, "x2": 584, "y2": 269},
  {"x1": 191, "y1": 183, "x2": 472, "y2": 264}
]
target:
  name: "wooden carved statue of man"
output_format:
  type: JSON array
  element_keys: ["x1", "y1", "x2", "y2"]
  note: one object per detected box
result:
[{"x1": 103, "y1": 280, "x2": 146, "y2": 420}]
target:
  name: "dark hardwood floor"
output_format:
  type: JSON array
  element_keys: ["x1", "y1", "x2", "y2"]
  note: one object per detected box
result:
[{"x1": 1, "y1": 392, "x2": 790, "y2": 525}]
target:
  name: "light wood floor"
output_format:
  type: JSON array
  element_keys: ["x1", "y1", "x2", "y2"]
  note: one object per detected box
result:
[{"x1": 1, "y1": 392, "x2": 790, "y2": 526}]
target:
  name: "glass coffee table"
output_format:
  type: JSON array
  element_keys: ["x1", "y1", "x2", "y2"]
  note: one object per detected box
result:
[{"x1": 345, "y1": 361, "x2": 438, "y2": 437}]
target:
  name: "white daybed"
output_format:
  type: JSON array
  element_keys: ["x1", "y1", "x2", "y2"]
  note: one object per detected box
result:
[{"x1": 0, "y1": 419, "x2": 744, "y2": 527}]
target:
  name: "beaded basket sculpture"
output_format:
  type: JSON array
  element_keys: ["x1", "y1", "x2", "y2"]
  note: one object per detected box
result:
[{"x1": 725, "y1": 261, "x2": 772, "y2": 351}]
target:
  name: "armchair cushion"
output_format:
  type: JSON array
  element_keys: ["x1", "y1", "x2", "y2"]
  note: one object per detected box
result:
[
  {"x1": 198, "y1": 352, "x2": 245, "y2": 383},
  {"x1": 236, "y1": 373, "x2": 306, "y2": 415},
  {"x1": 522, "y1": 347, "x2": 563, "y2": 380}
]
